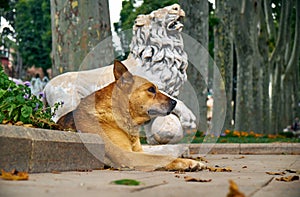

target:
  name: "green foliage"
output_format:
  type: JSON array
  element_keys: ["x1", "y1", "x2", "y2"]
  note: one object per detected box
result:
[
  {"x1": 111, "y1": 179, "x2": 141, "y2": 186},
  {"x1": 0, "y1": 66, "x2": 60, "y2": 129},
  {"x1": 14, "y1": 0, "x2": 52, "y2": 70},
  {"x1": 115, "y1": 0, "x2": 178, "y2": 32}
]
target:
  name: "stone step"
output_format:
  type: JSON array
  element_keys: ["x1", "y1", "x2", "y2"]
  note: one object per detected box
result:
[
  {"x1": 0, "y1": 125, "x2": 105, "y2": 173},
  {"x1": 143, "y1": 143, "x2": 300, "y2": 156}
]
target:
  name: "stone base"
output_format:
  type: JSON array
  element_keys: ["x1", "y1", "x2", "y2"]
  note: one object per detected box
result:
[
  {"x1": 143, "y1": 143, "x2": 300, "y2": 156},
  {"x1": 0, "y1": 125, "x2": 105, "y2": 173}
]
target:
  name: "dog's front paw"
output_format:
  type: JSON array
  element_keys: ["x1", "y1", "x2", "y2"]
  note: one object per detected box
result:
[{"x1": 165, "y1": 158, "x2": 206, "y2": 171}]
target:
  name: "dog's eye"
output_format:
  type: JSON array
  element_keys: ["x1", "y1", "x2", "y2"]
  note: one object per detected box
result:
[{"x1": 148, "y1": 86, "x2": 156, "y2": 94}]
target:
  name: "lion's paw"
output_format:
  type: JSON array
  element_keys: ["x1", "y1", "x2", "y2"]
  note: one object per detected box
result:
[{"x1": 172, "y1": 100, "x2": 197, "y2": 130}]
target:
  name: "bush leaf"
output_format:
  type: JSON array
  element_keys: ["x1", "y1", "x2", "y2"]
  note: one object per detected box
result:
[
  {"x1": 111, "y1": 179, "x2": 141, "y2": 186},
  {"x1": 21, "y1": 105, "x2": 32, "y2": 118}
]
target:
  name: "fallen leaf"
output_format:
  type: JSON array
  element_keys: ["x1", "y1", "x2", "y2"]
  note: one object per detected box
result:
[
  {"x1": 0, "y1": 169, "x2": 29, "y2": 181},
  {"x1": 111, "y1": 179, "x2": 141, "y2": 186},
  {"x1": 76, "y1": 169, "x2": 93, "y2": 172},
  {"x1": 23, "y1": 124, "x2": 34, "y2": 128},
  {"x1": 14, "y1": 121, "x2": 23, "y2": 126},
  {"x1": 208, "y1": 166, "x2": 232, "y2": 172},
  {"x1": 174, "y1": 171, "x2": 185, "y2": 174},
  {"x1": 2, "y1": 120, "x2": 10, "y2": 124},
  {"x1": 285, "y1": 169, "x2": 297, "y2": 173},
  {"x1": 227, "y1": 180, "x2": 245, "y2": 197},
  {"x1": 275, "y1": 175, "x2": 299, "y2": 182},
  {"x1": 184, "y1": 176, "x2": 212, "y2": 182},
  {"x1": 234, "y1": 156, "x2": 245, "y2": 159},
  {"x1": 51, "y1": 170, "x2": 61, "y2": 174},
  {"x1": 266, "y1": 171, "x2": 286, "y2": 175}
]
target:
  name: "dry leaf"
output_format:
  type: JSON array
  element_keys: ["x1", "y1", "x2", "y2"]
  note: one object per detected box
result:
[
  {"x1": 234, "y1": 156, "x2": 245, "y2": 159},
  {"x1": 174, "y1": 171, "x2": 186, "y2": 174},
  {"x1": 1, "y1": 169, "x2": 29, "y2": 181},
  {"x1": 14, "y1": 121, "x2": 23, "y2": 126},
  {"x1": 184, "y1": 176, "x2": 212, "y2": 182},
  {"x1": 208, "y1": 166, "x2": 232, "y2": 172},
  {"x1": 285, "y1": 169, "x2": 297, "y2": 173},
  {"x1": 275, "y1": 175, "x2": 299, "y2": 182},
  {"x1": 51, "y1": 170, "x2": 61, "y2": 174},
  {"x1": 266, "y1": 171, "x2": 286, "y2": 175},
  {"x1": 2, "y1": 120, "x2": 10, "y2": 124},
  {"x1": 227, "y1": 180, "x2": 246, "y2": 197},
  {"x1": 23, "y1": 124, "x2": 34, "y2": 128}
]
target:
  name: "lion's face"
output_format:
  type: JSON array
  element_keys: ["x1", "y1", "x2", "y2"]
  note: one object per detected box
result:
[
  {"x1": 133, "y1": 4, "x2": 185, "y2": 33},
  {"x1": 163, "y1": 4, "x2": 185, "y2": 32}
]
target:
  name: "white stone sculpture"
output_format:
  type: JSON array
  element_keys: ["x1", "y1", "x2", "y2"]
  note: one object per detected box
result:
[{"x1": 44, "y1": 4, "x2": 196, "y2": 144}]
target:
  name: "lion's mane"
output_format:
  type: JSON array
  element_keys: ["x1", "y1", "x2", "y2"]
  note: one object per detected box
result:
[{"x1": 129, "y1": 4, "x2": 188, "y2": 97}]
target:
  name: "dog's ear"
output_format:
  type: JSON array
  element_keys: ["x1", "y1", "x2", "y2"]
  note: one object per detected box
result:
[{"x1": 113, "y1": 59, "x2": 133, "y2": 85}]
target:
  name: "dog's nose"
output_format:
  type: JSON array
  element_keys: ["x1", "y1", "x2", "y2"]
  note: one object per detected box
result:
[
  {"x1": 169, "y1": 99, "x2": 177, "y2": 109},
  {"x1": 167, "y1": 99, "x2": 177, "y2": 115}
]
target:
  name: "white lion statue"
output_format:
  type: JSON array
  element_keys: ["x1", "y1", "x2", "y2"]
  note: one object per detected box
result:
[{"x1": 44, "y1": 4, "x2": 196, "y2": 144}]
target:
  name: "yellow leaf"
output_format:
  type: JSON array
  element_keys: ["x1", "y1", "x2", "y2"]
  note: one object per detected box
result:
[
  {"x1": 184, "y1": 176, "x2": 212, "y2": 182},
  {"x1": 266, "y1": 171, "x2": 286, "y2": 175},
  {"x1": 227, "y1": 180, "x2": 245, "y2": 197},
  {"x1": 71, "y1": 1, "x2": 78, "y2": 9},
  {"x1": 276, "y1": 175, "x2": 299, "y2": 182},
  {"x1": 1, "y1": 169, "x2": 29, "y2": 181},
  {"x1": 208, "y1": 166, "x2": 232, "y2": 172},
  {"x1": 14, "y1": 121, "x2": 23, "y2": 126}
]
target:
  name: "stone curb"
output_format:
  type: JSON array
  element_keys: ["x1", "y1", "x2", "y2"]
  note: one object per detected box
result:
[
  {"x1": 0, "y1": 125, "x2": 105, "y2": 173},
  {"x1": 143, "y1": 143, "x2": 300, "y2": 156}
]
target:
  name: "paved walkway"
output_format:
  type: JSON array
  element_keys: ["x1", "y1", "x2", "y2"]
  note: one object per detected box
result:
[{"x1": 1, "y1": 154, "x2": 299, "y2": 197}]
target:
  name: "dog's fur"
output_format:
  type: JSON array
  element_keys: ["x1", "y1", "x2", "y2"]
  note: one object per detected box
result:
[{"x1": 57, "y1": 60, "x2": 205, "y2": 171}]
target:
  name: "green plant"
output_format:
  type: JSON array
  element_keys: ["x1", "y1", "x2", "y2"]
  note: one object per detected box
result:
[{"x1": 0, "y1": 66, "x2": 60, "y2": 129}]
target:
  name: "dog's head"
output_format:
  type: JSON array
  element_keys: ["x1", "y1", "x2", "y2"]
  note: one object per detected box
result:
[{"x1": 113, "y1": 60, "x2": 177, "y2": 125}]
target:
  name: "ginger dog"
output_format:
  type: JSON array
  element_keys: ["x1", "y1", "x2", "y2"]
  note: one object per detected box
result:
[{"x1": 57, "y1": 60, "x2": 205, "y2": 171}]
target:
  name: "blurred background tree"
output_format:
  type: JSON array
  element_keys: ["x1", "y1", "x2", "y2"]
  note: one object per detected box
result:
[
  {"x1": 15, "y1": 0, "x2": 52, "y2": 72},
  {"x1": 0, "y1": 0, "x2": 51, "y2": 79}
]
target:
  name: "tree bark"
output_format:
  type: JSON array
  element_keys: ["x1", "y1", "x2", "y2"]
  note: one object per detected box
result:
[
  {"x1": 232, "y1": 0, "x2": 260, "y2": 132},
  {"x1": 259, "y1": 4, "x2": 271, "y2": 133},
  {"x1": 180, "y1": 0, "x2": 209, "y2": 133},
  {"x1": 50, "y1": 0, "x2": 113, "y2": 76},
  {"x1": 214, "y1": 0, "x2": 234, "y2": 131}
]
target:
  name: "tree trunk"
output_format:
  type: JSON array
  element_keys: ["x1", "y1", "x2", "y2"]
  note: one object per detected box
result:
[
  {"x1": 269, "y1": 0, "x2": 299, "y2": 133},
  {"x1": 232, "y1": 0, "x2": 259, "y2": 132},
  {"x1": 180, "y1": 0, "x2": 209, "y2": 133},
  {"x1": 50, "y1": 0, "x2": 113, "y2": 76},
  {"x1": 259, "y1": 3, "x2": 271, "y2": 133},
  {"x1": 214, "y1": 0, "x2": 234, "y2": 131}
]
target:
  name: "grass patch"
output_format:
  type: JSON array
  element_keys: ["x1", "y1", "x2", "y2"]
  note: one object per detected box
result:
[
  {"x1": 192, "y1": 130, "x2": 300, "y2": 143},
  {"x1": 191, "y1": 136, "x2": 300, "y2": 143}
]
